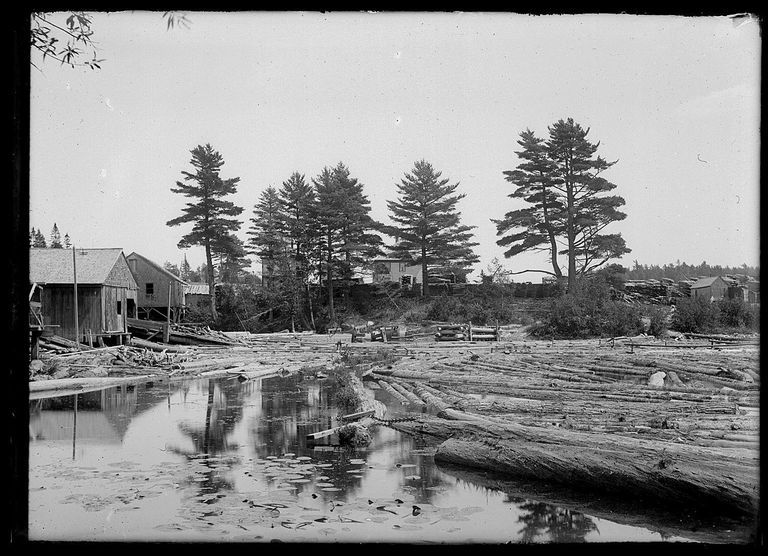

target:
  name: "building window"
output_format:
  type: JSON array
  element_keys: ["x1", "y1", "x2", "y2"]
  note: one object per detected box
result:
[
  {"x1": 146, "y1": 283, "x2": 154, "y2": 296},
  {"x1": 116, "y1": 301, "x2": 122, "y2": 315}
]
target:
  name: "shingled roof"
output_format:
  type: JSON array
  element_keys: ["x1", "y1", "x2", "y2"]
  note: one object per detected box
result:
[
  {"x1": 690, "y1": 276, "x2": 726, "y2": 289},
  {"x1": 126, "y1": 252, "x2": 188, "y2": 284},
  {"x1": 30, "y1": 248, "x2": 127, "y2": 285}
]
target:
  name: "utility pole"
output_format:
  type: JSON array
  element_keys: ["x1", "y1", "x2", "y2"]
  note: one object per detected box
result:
[{"x1": 72, "y1": 246, "x2": 79, "y2": 350}]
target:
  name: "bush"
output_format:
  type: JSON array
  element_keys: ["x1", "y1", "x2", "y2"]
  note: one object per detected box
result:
[
  {"x1": 530, "y1": 275, "x2": 643, "y2": 339},
  {"x1": 716, "y1": 298, "x2": 759, "y2": 330},
  {"x1": 670, "y1": 296, "x2": 720, "y2": 332},
  {"x1": 644, "y1": 305, "x2": 671, "y2": 336},
  {"x1": 332, "y1": 373, "x2": 360, "y2": 412}
]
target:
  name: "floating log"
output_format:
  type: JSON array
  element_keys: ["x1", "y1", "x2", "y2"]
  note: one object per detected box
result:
[
  {"x1": 388, "y1": 381, "x2": 426, "y2": 406},
  {"x1": 341, "y1": 409, "x2": 376, "y2": 421},
  {"x1": 377, "y1": 380, "x2": 410, "y2": 404},
  {"x1": 306, "y1": 425, "x2": 344, "y2": 441},
  {"x1": 432, "y1": 428, "x2": 758, "y2": 517},
  {"x1": 28, "y1": 375, "x2": 154, "y2": 394}
]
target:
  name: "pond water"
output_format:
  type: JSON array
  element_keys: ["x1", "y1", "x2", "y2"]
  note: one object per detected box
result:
[{"x1": 28, "y1": 374, "x2": 744, "y2": 543}]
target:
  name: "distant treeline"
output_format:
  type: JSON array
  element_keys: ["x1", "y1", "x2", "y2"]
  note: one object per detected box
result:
[
  {"x1": 29, "y1": 223, "x2": 71, "y2": 249},
  {"x1": 625, "y1": 261, "x2": 759, "y2": 281}
]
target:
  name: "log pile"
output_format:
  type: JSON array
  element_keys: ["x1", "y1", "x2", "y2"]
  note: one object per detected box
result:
[
  {"x1": 31, "y1": 330, "x2": 358, "y2": 386},
  {"x1": 434, "y1": 324, "x2": 467, "y2": 341},
  {"x1": 367, "y1": 336, "x2": 760, "y2": 517},
  {"x1": 467, "y1": 323, "x2": 499, "y2": 341},
  {"x1": 127, "y1": 318, "x2": 245, "y2": 346}
]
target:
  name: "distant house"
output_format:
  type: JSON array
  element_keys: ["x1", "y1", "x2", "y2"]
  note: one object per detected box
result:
[
  {"x1": 690, "y1": 276, "x2": 729, "y2": 302},
  {"x1": 183, "y1": 282, "x2": 212, "y2": 312},
  {"x1": 29, "y1": 248, "x2": 138, "y2": 343},
  {"x1": 372, "y1": 257, "x2": 423, "y2": 287},
  {"x1": 126, "y1": 252, "x2": 187, "y2": 321},
  {"x1": 746, "y1": 279, "x2": 760, "y2": 304}
]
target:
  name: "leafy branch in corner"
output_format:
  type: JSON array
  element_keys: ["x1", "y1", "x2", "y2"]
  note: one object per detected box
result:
[{"x1": 30, "y1": 11, "x2": 191, "y2": 71}]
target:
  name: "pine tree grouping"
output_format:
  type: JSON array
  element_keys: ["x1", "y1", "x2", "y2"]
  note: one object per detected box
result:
[{"x1": 29, "y1": 224, "x2": 72, "y2": 249}]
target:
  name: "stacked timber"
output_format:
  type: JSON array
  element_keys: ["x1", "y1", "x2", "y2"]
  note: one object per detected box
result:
[
  {"x1": 38, "y1": 334, "x2": 91, "y2": 353},
  {"x1": 623, "y1": 279, "x2": 671, "y2": 304},
  {"x1": 677, "y1": 279, "x2": 695, "y2": 297},
  {"x1": 468, "y1": 323, "x2": 499, "y2": 341},
  {"x1": 127, "y1": 318, "x2": 241, "y2": 346},
  {"x1": 435, "y1": 324, "x2": 467, "y2": 342}
]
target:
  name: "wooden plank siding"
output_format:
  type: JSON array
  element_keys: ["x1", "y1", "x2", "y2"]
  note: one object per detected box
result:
[
  {"x1": 127, "y1": 257, "x2": 185, "y2": 309},
  {"x1": 42, "y1": 285, "x2": 101, "y2": 341},
  {"x1": 102, "y1": 285, "x2": 129, "y2": 333},
  {"x1": 41, "y1": 285, "x2": 132, "y2": 341}
]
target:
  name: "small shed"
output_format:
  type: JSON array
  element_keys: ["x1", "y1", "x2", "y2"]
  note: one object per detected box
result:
[
  {"x1": 690, "y1": 276, "x2": 729, "y2": 302},
  {"x1": 29, "y1": 248, "x2": 138, "y2": 344},
  {"x1": 183, "y1": 282, "x2": 212, "y2": 312},
  {"x1": 126, "y1": 252, "x2": 187, "y2": 321}
]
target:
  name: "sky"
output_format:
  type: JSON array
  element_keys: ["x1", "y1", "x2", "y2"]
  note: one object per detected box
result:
[{"x1": 29, "y1": 11, "x2": 761, "y2": 282}]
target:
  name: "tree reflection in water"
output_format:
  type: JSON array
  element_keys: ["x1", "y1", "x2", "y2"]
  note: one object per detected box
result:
[
  {"x1": 169, "y1": 378, "x2": 248, "y2": 496},
  {"x1": 512, "y1": 498, "x2": 599, "y2": 543}
]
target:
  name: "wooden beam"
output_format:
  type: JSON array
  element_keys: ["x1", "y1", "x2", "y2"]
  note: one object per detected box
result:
[
  {"x1": 306, "y1": 425, "x2": 344, "y2": 441},
  {"x1": 340, "y1": 409, "x2": 375, "y2": 421}
]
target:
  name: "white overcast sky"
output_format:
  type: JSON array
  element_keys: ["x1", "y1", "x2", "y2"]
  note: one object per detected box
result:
[{"x1": 29, "y1": 11, "x2": 761, "y2": 281}]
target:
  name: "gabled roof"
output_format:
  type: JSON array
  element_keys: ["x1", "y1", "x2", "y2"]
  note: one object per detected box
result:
[
  {"x1": 30, "y1": 248, "x2": 125, "y2": 285},
  {"x1": 126, "y1": 252, "x2": 188, "y2": 285},
  {"x1": 690, "y1": 276, "x2": 726, "y2": 289},
  {"x1": 183, "y1": 283, "x2": 209, "y2": 295}
]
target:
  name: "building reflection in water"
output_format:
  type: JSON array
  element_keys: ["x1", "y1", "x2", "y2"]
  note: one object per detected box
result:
[{"x1": 29, "y1": 374, "x2": 602, "y2": 543}]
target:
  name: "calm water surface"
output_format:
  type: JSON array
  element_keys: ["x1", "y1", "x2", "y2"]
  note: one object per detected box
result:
[{"x1": 28, "y1": 375, "x2": 736, "y2": 543}]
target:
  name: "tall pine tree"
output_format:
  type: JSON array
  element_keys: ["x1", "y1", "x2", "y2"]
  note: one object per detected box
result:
[
  {"x1": 49, "y1": 223, "x2": 63, "y2": 248},
  {"x1": 278, "y1": 172, "x2": 317, "y2": 277},
  {"x1": 494, "y1": 129, "x2": 565, "y2": 280},
  {"x1": 278, "y1": 171, "x2": 319, "y2": 329},
  {"x1": 313, "y1": 163, "x2": 382, "y2": 323},
  {"x1": 247, "y1": 186, "x2": 286, "y2": 289},
  {"x1": 546, "y1": 118, "x2": 629, "y2": 290},
  {"x1": 180, "y1": 253, "x2": 191, "y2": 281},
  {"x1": 212, "y1": 233, "x2": 249, "y2": 284},
  {"x1": 33, "y1": 229, "x2": 47, "y2": 248},
  {"x1": 331, "y1": 163, "x2": 383, "y2": 304},
  {"x1": 386, "y1": 160, "x2": 479, "y2": 297},
  {"x1": 167, "y1": 144, "x2": 244, "y2": 320}
]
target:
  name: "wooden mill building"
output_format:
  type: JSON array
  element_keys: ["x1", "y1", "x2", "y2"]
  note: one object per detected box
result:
[
  {"x1": 29, "y1": 248, "x2": 138, "y2": 344},
  {"x1": 126, "y1": 252, "x2": 187, "y2": 321},
  {"x1": 690, "y1": 276, "x2": 729, "y2": 302}
]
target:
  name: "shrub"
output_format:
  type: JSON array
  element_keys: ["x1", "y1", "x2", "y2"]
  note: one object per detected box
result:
[
  {"x1": 332, "y1": 374, "x2": 360, "y2": 412},
  {"x1": 670, "y1": 296, "x2": 719, "y2": 332},
  {"x1": 644, "y1": 305, "x2": 671, "y2": 336},
  {"x1": 531, "y1": 274, "x2": 643, "y2": 338},
  {"x1": 715, "y1": 298, "x2": 759, "y2": 330}
]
